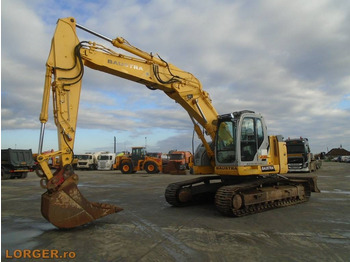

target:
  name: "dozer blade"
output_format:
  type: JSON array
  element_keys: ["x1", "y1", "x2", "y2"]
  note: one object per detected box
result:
[
  {"x1": 285, "y1": 175, "x2": 321, "y2": 193},
  {"x1": 41, "y1": 177, "x2": 123, "y2": 229}
]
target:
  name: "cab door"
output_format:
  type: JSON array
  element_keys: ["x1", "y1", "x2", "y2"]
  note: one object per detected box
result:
[
  {"x1": 239, "y1": 116, "x2": 268, "y2": 166},
  {"x1": 131, "y1": 147, "x2": 146, "y2": 167}
]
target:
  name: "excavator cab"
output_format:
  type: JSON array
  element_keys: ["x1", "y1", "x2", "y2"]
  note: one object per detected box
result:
[{"x1": 215, "y1": 110, "x2": 270, "y2": 171}]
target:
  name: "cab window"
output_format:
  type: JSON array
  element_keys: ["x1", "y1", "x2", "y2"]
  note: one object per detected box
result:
[
  {"x1": 256, "y1": 118, "x2": 264, "y2": 148},
  {"x1": 240, "y1": 117, "x2": 265, "y2": 161},
  {"x1": 241, "y1": 118, "x2": 256, "y2": 161},
  {"x1": 216, "y1": 121, "x2": 236, "y2": 163}
]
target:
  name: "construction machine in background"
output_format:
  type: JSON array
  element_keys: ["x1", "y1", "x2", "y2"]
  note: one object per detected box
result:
[
  {"x1": 114, "y1": 147, "x2": 162, "y2": 174},
  {"x1": 164, "y1": 151, "x2": 193, "y2": 175},
  {"x1": 36, "y1": 17, "x2": 320, "y2": 229}
]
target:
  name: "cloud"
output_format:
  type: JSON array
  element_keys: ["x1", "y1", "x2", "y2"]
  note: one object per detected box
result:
[
  {"x1": 152, "y1": 132, "x2": 199, "y2": 153},
  {"x1": 1, "y1": 0, "x2": 350, "y2": 154}
]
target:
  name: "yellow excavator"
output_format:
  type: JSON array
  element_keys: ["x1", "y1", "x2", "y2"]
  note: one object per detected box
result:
[{"x1": 37, "y1": 17, "x2": 319, "y2": 229}]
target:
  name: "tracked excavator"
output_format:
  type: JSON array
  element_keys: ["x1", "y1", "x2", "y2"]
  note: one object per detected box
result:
[{"x1": 37, "y1": 17, "x2": 320, "y2": 229}]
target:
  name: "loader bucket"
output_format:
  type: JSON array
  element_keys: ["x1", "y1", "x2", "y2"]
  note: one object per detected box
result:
[{"x1": 41, "y1": 177, "x2": 123, "y2": 229}]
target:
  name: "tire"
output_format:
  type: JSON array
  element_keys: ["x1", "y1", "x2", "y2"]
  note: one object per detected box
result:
[
  {"x1": 144, "y1": 162, "x2": 159, "y2": 174},
  {"x1": 21, "y1": 172, "x2": 28, "y2": 179},
  {"x1": 89, "y1": 164, "x2": 96, "y2": 170},
  {"x1": 1, "y1": 167, "x2": 11, "y2": 180},
  {"x1": 121, "y1": 162, "x2": 133, "y2": 174}
]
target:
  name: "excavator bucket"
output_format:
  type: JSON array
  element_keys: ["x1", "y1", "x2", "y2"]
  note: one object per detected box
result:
[{"x1": 41, "y1": 176, "x2": 123, "y2": 229}]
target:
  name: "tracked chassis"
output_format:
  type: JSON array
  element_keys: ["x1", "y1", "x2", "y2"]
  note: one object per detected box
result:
[{"x1": 165, "y1": 175, "x2": 320, "y2": 216}]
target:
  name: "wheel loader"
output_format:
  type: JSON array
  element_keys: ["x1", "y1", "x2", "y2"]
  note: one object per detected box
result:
[
  {"x1": 36, "y1": 17, "x2": 320, "y2": 229},
  {"x1": 115, "y1": 147, "x2": 162, "y2": 174}
]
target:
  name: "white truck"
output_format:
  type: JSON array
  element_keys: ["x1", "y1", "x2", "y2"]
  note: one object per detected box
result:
[
  {"x1": 97, "y1": 153, "x2": 116, "y2": 170},
  {"x1": 76, "y1": 152, "x2": 102, "y2": 170}
]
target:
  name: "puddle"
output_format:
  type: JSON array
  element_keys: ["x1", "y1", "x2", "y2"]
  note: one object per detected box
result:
[
  {"x1": 3, "y1": 229, "x2": 42, "y2": 245},
  {"x1": 320, "y1": 190, "x2": 350, "y2": 195},
  {"x1": 2, "y1": 217, "x2": 56, "y2": 253},
  {"x1": 78, "y1": 183, "x2": 132, "y2": 188}
]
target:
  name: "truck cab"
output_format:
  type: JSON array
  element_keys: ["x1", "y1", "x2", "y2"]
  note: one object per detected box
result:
[
  {"x1": 77, "y1": 152, "x2": 100, "y2": 170},
  {"x1": 97, "y1": 153, "x2": 116, "y2": 170},
  {"x1": 285, "y1": 137, "x2": 317, "y2": 172},
  {"x1": 164, "y1": 151, "x2": 193, "y2": 174}
]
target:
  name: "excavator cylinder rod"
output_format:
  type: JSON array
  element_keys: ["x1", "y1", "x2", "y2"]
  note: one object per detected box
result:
[
  {"x1": 76, "y1": 23, "x2": 113, "y2": 43},
  {"x1": 41, "y1": 177, "x2": 122, "y2": 229}
]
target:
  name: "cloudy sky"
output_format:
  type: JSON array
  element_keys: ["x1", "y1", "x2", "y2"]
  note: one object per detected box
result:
[{"x1": 1, "y1": 0, "x2": 349, "y2": 155}]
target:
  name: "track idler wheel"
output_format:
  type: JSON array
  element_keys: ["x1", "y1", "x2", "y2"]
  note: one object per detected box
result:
[{"x1": 41, "y1": 175, "x2": 123, "y2": 229}]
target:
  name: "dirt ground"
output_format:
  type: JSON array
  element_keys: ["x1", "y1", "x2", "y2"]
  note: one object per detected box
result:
[{"x1": 2, "y1": 162, "x2": 350, "y2": 261}]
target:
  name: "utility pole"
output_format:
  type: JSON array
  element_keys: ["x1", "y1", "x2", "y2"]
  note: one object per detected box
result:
[{"x1": 114, "y1": 136, "x2": 117, "y2": 153}]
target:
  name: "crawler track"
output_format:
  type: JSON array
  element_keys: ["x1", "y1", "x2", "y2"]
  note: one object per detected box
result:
[
  {"x1": 165, "y1": 176, "x2": 222, "y2": 207},
  {"x1": 165, "y1": 175, "x2": 312, "y2": 217},
  {"x1": 215, "y1": 182, "x2": 310, "y2": 217}
]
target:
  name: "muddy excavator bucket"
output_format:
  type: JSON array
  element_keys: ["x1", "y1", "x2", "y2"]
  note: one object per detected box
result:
[{"x1": 41, "y1": 175, "x2": 123, "y2": 229}]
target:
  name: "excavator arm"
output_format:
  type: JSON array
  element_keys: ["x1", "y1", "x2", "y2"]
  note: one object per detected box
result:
[{"x1": 37, "y1": 17, "x2": 219, "y2": 228}]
